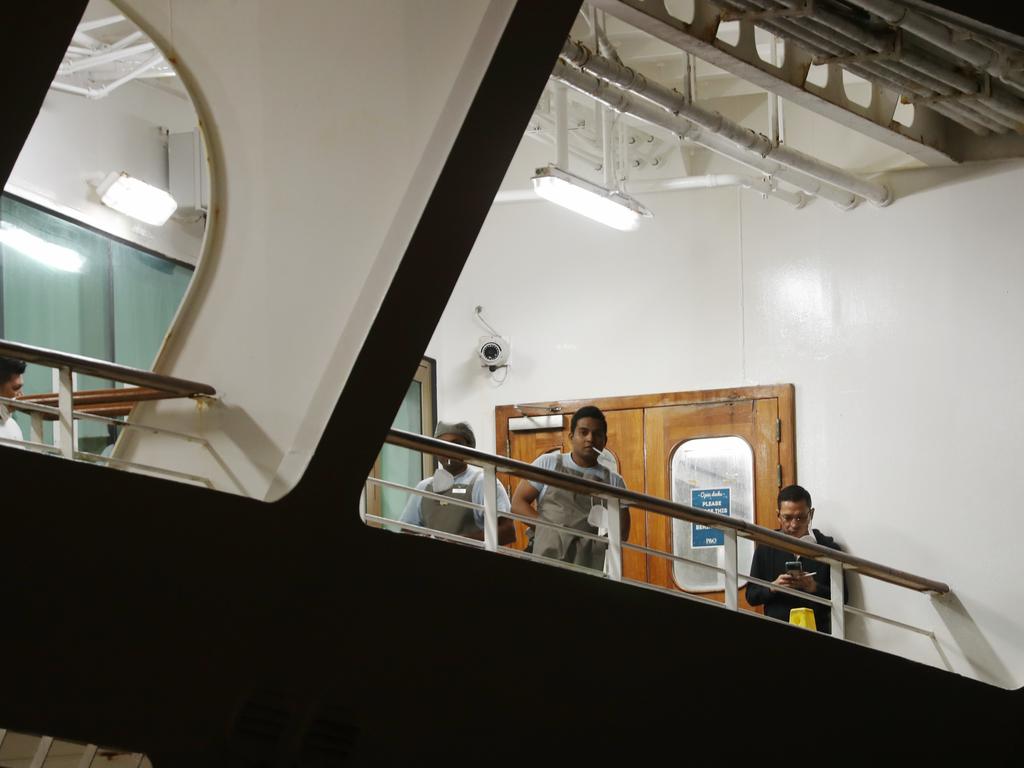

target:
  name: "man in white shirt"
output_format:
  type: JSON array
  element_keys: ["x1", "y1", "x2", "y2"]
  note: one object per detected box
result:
[
  {"x1": 511, "y1": 405, "x2": 630, "y2": 571},
  {"x1": 0, "y1": 357, "x2": 26, "y2": 443},
  {"x1": 399, "y1": 420, "x2": 515, "y2": 544}
]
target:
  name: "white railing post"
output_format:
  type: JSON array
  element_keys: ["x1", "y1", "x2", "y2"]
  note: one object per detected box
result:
[
  {"x1": 830, "y1": 558, "x2": 845, "y2": 639},
  {"x1": 723, "y1": 528, "x2": 738, "y2": 610},
  {"x1": 76, "y1": 744, "x2": 98, "y2": 768},
  {"x1": 29, "y1": 412, "x2": 44, "y2": 444},
  {"x1": 29, "y1": 735, "x2": 54, "y2": 768},
  {"x1": 483, "y1": 464, "x2": 499, "y2": 553},
  {"x1": 605, "y1": 499, "x2": 623, "y2": 581},
  {"x1": 56, "y1": 366, "x2": 74, "y2": 459}
]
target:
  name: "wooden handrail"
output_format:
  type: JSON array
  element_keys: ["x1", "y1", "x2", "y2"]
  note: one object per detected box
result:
[
  {"x1": 20, "y1": 387, "x2": 175, "y2": 407},
  {"x1": 386, "y1": 429, "x2": 950, "y2": 595},
  {"x1": 0, "y1": 339, "x2": 215, "y2": 397}
]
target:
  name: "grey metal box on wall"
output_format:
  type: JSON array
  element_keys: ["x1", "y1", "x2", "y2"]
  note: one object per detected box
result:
[{"x1": 168, "y1": 128, "x2": 208, "y2": 214}]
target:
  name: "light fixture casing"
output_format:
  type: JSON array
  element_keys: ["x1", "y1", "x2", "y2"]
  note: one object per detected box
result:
[
  {"x1": 96, "y1": 171, "x2": 178, "y2": 226},
  {"x1": 531, "y1": 165, "x2": 651, "y2": 231}
]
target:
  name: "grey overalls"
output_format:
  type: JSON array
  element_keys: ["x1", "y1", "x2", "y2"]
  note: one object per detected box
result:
[
  {"x1": 420, "y1": 472, "x2": 481, "y2": 537},
  {"x1": 533, "y1": 454, "x2": 610, "y2": 571}
]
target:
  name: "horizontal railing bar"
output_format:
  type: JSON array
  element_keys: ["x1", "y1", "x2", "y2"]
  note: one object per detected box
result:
[
  {"x1": 0, "y1": 434, "x2": 61, "y2": 455},
  {"x1": 365, "y1": 476, "x2": 484, "y2": 511},
  {"x1": 366, "y1": 509, "x2": 612, "y2": 578},
  {"x1": 364, "y1": 479, "x2": 938, "y2": 642},
  {"x1": 843, "y1": 604, "x2": 936, "y2": 637},
  {"x1": 0, "y1": 339, "x2": 216, "y2": 397},
  {"x1": 0, "y1": 433, "x2": 214, "y2": 487},
  {"x1": 0, "y1": 396, "x2": 60, "y2": 416},
  {"x1": 741, "y1": 572, "x2": 835, "y2": 608},
  {"x1": 20, "y1": 386, "x2": 175, "y2": 408},
  {"x1": 499, "y1": 508, "x2": 611, "y2": 545},
  {"x1": 76, "y1": 411, "x2": 209, "y2": 445},
  {"x1": 74, "y1": 451, "x2": 214, "y2": 487},
  {"x1": 362, "y1": 513, "x2": 485, "y2": 548},
  {"x1": 621, "y1": 540, "x2": 728, "y2": 575},
  {"x1": 0, "y1": 396, "x2": 208, "y2": 445},
  {"x1": 498, "y1": 543, "x2": 616, "y2": 578},
  {"x1": 386, "y1": 429, "x2": 949, "y2": 594}
]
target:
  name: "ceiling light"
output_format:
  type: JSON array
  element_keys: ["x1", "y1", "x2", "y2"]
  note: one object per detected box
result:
[
  {"x1": 96, "y1": 171, "x2": 177, "y2": 226},
  {"x1": 0, "y1": 223, "x2": 85, "y2": 273},
  {"x1": 531, "y1": 165, "x2": 651, "y2": 231}
]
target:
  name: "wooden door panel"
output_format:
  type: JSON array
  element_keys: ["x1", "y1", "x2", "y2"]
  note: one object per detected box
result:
[
  {"x1": 497, "y1": 386, "x2": 796, "y2": 595},
  {"x1": 644, "y1": 399, "x2": 780, "y2": 610}
]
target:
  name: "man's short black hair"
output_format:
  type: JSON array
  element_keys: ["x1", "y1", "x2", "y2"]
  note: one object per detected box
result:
[
  {"x1": 777, "y1": 484, "x2": 812, "y2": 509},
  {"x1": 0, "y1": 357, "x2": 26, "y2": 382},
  {"x1": 570, "y1": 405, "x2": 607, "y2": 434}
]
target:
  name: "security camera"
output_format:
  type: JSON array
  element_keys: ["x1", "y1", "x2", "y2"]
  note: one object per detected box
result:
[{"x1": 478, "y1": 335, "x2": 510, "y2": 371}]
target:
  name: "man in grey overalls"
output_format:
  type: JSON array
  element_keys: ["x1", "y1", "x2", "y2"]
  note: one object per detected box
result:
[
  {"x1": 511, "y1": 406, "x2": 629, "y2": 571},
  {"x1": 399, "y1": 420, "x2": 514, "y2": 543}
]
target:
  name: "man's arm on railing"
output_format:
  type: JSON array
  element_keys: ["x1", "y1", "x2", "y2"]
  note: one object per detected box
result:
[{"x1": 511, "y1": 480, "x2": 541, "y2": 520}]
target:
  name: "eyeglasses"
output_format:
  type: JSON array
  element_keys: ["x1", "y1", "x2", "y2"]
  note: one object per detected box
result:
[{"x1": 779, "y1": 511, "x2": 812, "y2": 524}]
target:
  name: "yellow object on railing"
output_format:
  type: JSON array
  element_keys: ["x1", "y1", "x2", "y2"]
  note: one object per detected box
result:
[{"x1": 790, "y1": 607, "x2": 817, "y2": 631}]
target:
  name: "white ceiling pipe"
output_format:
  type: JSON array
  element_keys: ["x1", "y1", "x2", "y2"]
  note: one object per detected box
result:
[
  {"x1": 685, "y1": 126, "x2": 856, "y2": 207},
  {"x1": 844, "y1": 0, "x2": 1024, "y2": 91},
  {"x1": 629, "y1": 174, "x2": 806, "y2": 207},
  {"x1": 493, "y1": 173, "x2": 805, "y2": 207},
  {"x1": 89, "y1": 53, "x2": 166, "y2": 98},
  {"x1": 551, "y1": 59, "x2": 859, "y2": 208},
  {"x1": 552, "y1": 61, "x2": 855, "y2": 207},
  {"x1": 107, "y1": 30, "x2": 146, "y2": 52},
  {"x1": 49, "y1": 81, "x2": 92, "y2": 97},
  {"x1": 76, "y1": 15, "x2": 127, "y2": 33},
  {"x1": 71, "y1": 31, "x2": 100, "y2": 49},
  {"x1": 560, "y1": 39, "x2": 891, "y2": 205},
  {"x1": 51, "y1": 54, "x2": 165, "y2": 99},
  {"x1": 58, "y1": 42, "x2": 156, "y2": 75}
]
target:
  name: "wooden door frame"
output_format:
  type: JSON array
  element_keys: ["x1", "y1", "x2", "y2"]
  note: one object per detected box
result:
[{"x1": 496, "y1": 384, "x2": 797, "y2": 489}]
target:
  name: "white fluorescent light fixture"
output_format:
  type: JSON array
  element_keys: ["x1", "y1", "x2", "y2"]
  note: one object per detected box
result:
[
  {"x1": 97, "y1": 171, "x2": 177, "y2": 226},
  {"x1": 0, "y1": 223, "x2": 85, "y2": 273},
  {"x1": 531, "y1": 165, "x2": 651, "y2": 231}
]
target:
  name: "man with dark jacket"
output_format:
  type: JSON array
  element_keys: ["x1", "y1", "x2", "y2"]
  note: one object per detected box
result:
[{"x1": 746, "y1": 485, "x2": 846, "y2": 634}]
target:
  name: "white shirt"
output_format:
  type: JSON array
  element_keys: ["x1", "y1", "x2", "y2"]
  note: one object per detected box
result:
[
  {"x1": 399, "y1": 465, "x2": 512, "y2": 528},
  {"x1": 0, "y1": 405, "x2": 24, "y2": 444},
  {"x1": 528, "y1": 451, "x2": 627, "y2": 505}
]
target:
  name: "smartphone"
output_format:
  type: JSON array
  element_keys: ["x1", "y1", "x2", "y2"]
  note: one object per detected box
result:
[{"x1": 785, "y1": 560, "x2": 804, "y2": 575}]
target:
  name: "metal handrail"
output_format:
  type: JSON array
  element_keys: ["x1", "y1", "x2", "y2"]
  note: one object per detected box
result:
[
  {"x1": 0, "y1": 339, "x2": 215, "y2": 397},
  {"x1": 365, "y1": 475, "x2": 484, "y2": 511},
  {"x1": 386, "y1": 428, "x2": 950, "y2": 595}
]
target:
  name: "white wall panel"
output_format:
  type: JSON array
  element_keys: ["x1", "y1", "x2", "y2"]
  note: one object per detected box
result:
[{"x1": 114, "y1": 0, "x2": 516, "y2": 499}]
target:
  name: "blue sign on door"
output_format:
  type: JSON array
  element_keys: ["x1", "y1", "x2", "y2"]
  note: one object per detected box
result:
[{"x1": 691, "y1": 488, "x2": 731, "y2": 548}]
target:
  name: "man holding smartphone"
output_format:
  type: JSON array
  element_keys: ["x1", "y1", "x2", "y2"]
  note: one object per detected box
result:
[{"x1": 746, "y1": 485, "x2": 846, "y2": 634}]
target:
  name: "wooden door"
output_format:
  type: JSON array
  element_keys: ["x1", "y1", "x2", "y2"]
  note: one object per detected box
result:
[
  {"x1": 645, "y1": 398, "x2": 781, "y2": 609},
  {"x1": 505, "y1": 409, "x2": 647, "y2": 580}
]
